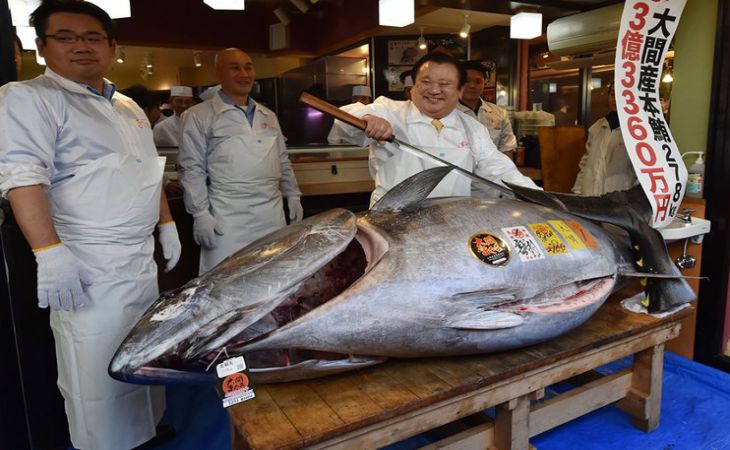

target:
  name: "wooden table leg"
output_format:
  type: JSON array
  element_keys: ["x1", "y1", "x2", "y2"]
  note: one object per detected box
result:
[
  {"x1": 616, "y1": 343, "x2": 665, "y2": 432},
  {"x1": 492, "y1": 395, "x2": 530, "y2": 450}
]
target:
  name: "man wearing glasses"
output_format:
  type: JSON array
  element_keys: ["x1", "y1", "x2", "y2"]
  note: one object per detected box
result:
[
  {"x1": 0, "y1": 1, "x2": 180, "y2": 449},
  {"x1": 329, "y1": 52, "x2": 536, "y2": 207}
]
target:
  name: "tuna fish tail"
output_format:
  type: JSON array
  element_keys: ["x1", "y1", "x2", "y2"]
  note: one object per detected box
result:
[{"x1": 504, "y1": 184, "x2": 695, "y2": 312}]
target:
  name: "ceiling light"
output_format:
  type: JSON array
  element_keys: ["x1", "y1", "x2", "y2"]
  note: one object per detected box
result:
[
  {"x1": 115, "y1": 46, "x2": 125, "y2": 64},
  {"x1": 144, "y1": 53, "x2": 153, "y2": 69},
  {"x1": 290, "y1": 0, "x2": 309, "y2": 13},
  {"x1": 15, "y1": 26, "x2": 36, "y2": 50},
  {"x1": 194, "y1": 52, "x2": 203, "y2": 68},
  {"x1": 203, "y1": 0, "x2": 245, "y2": 10},
  {"x1": 379, "y1": 0, "x2": 414, "y2": 27},
  {"x1": 459, "y1": 13, "x2": 471, "y2": 39},
  {"x1": 274, "y1": 8, "x2": 290, "y2": 25},
  {"x1": 662, "y1": 72, "x2": 674, "y2": 83},
  {"x1": 87, "y1": 0, "x2": 131, "y2": 19},
  {"x1": 510, "y1": 12, "x2": 542, "y2": 40},
  {"x1": 417, "y1": 27, "x2": 427, "y2": 50}
]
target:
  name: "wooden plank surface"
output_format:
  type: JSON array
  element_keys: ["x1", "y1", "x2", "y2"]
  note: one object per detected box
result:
[
  {"x1": 229, "y1": 386, "x2": 304, "y2": 450},
  {"x1": 230, "y1": 290, "x2": 691, "y2": 449}
]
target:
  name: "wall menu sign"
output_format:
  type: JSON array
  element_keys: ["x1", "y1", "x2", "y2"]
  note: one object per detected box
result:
[{"x1": 615, "y1": 0, "x2": 688, "y2": 228}]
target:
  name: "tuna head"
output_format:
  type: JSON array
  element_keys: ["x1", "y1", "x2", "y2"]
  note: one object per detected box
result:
[{"x1": 109, "y1": 208, "x2": 387, "y2": 384}]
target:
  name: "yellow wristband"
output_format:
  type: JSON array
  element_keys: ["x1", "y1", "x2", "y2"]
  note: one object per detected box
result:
[
  {"x1": 32, "y1": 242, "x2": 62, "y2": 253},
  {"x1": 158, "y1": 220, "x2": 175, "y2": 226}
]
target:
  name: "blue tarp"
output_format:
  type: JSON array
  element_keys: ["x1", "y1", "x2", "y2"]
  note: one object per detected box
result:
[{"x1": 146, "y1": 352, "x2": 730, "y2": 450}]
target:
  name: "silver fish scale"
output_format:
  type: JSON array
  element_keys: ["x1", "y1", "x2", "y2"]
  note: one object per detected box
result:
[{"x1": 239, "y1": 197, "x2": 633, "y2": 358}]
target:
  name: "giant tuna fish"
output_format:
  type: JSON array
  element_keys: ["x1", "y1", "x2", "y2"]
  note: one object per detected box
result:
[{"x1": 109, "y1": 167, "x2": 694, "y2": 384}]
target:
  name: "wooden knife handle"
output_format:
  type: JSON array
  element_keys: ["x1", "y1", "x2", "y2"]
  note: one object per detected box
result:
[{"x1": 299, "y1": 92, "x2": 368, "y2": 131}]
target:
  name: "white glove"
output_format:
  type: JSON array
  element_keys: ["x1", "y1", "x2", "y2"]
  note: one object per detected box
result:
[
  {"x1": 33, "y1": 243, "x2": 92, "y2": 311},
  {"x1": 193, "y1": 211, "x2": 223, "y2": 249},
  {"x1": 287, "y1": 196, "x2": 304, "y2": 222},
  {"x1": 158, "y1": 221, "x2": 182, "y2": 272}
]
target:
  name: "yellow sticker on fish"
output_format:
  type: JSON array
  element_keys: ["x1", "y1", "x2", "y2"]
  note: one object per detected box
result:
[
  {"x1": 548, "y1": 220, "x2": 586, "y2": 250},
  {"x1": 528, "y1": 223, "x2": 568, "y2": 255}
]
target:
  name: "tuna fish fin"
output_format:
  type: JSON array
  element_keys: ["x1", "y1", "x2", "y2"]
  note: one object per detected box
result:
[
  {"x1": 451, "y1": 288, "x2": 519, "y2": 303},
  {"x1": 445, "y1": 310, "x2": 524, "y2": 330},
  {"x1": 618, "y1": 270, "x2": 708, "y2": 280},
  {"x1": 504, "y1": 183, "x2": 695, "y2": 313},
  {"x1": 372, "y1": 166, "x2": 454, "y2": 213}
]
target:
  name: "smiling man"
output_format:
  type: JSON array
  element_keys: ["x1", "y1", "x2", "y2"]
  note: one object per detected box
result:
[
  {"x1": 329, "y1": 52, "x2": 536, "y2": 207},
  {"x1": 457, "y1": 60, "x2": 517, "y2": 154},
  {"x1": 179, "y1": 48, "x2": 303, "y2": 274},
  {"x1": 0, "y1": 1, "x2": 181, "y2": 449}
]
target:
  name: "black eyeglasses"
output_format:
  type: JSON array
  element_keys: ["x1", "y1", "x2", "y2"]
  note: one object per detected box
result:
[{"x1": 44, "y1": 32, "x2": 110, "y2": 45}]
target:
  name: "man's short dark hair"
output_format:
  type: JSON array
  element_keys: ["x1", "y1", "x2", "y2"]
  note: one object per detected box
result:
[
  {"x1": 462, "y1": 61, "x2": 488, "y2": 79},
  {"x1": 30, "y1": 0, "x2": 116, "y2": 45},
  {"x1": 411, "y1": 52, "x2": 467, "y2": 88},
  {"x1": 121, "y1": 85, "x2": 161, "y2": 110}
]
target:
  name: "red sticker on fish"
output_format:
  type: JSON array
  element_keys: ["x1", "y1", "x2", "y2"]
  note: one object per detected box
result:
[
  {"x1": 214, "y1": 356, "x2": 256, "y2": 408},
  {"x1": 615, "y1": 0, "x2": 688, "y2": 228}
]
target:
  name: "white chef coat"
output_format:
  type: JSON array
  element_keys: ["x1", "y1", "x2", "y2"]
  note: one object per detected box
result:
[
  {"x1": 572, "y1": 116, "x2": 638, "y2": 196},
  {"x1": 0, "y1": 67, "x2": 164, "y2": 450},
  {"x1": 153, "y1": 114, "x2": 182, "y2": 147},
  {"x1": 328, "y1": 96, "x2": 537, "y2": 206},
  {"x1": 179, "y1": 91, "x2": 301, "y2": 273},
  {"x1": 457, "y1": 99, "x2": 517, "y2": 153}
]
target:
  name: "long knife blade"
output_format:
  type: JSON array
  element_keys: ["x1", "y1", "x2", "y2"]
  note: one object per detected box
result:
[{"x1": 299, "y1": 92, "x2": 514, "y2": 197}]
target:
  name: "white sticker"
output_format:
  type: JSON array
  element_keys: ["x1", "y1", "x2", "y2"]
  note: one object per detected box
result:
[
  {"x1": 222, "y1": 389, "x2": 256, "y2": 408},
  {"x1": 216, "y1": 356, "x2": 247, "y2": 378},
  {"x1": 502, "y1": 226, "x2": 545, "y2": 262}
]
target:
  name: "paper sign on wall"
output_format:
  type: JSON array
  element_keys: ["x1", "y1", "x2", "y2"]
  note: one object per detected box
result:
[{"x1": 614, "y1": 0, "x2": 688, "y2": 228}]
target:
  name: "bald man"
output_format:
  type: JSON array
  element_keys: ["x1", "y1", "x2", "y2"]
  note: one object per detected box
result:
[{"x1": 178, "y1": 49, "x2": 302, "y2": 274}]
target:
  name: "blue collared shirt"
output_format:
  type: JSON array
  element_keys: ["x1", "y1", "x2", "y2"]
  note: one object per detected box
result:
[
  {"x1": 218, "y1": 90, "x2": 256, "y2": 126},
  {"x1": 80, "y1": 80, "x2": 117, "y2": 101}
]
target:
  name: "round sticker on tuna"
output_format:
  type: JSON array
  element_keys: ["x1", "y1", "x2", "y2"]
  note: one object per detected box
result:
[{"x1": 469, "y1": 233, "x2": 511, "y2": 266}]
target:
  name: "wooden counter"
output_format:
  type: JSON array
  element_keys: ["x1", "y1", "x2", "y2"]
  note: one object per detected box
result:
[{"x1": 229, "y1": 289, "x2": 690, "y2": 449}]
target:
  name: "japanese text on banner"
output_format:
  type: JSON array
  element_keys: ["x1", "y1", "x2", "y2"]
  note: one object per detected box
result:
[{"x1": 615, "y1": 0, "x2": 688, "y2": 228}]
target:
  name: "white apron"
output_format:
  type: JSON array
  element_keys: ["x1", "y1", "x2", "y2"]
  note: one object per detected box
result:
[
  {"x1": 200, "y1": 134, "x2": 285, "y2": 273},
  {"x1": 371, "y1": 144, "x2": 472, "y2": 207},
  {"x1": 47, "y1": 152, "x2": 165, "y2": 450}
]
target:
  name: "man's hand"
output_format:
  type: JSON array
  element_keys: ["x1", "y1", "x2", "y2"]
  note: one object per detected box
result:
[
  {"x1": 362, "y1": 114, "x2": 393, "y2": 144},
  {"x1": 158, "y1": 222, "x2": 182, "y2": 272},
  {"x1": 193, "y1": 211, "x2": 223, "y2": 249},
  {"x1": 33, "y1": 243, "x2": 92, "y2": 311},
  {"x1": 287, "y1": 196, "x2": 304, "y2": 222}
]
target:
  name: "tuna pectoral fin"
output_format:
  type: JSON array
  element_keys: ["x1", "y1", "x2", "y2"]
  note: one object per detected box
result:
[
  {"x1": 619, "y1": 270, "x2": 707, "y2": 280},
  {"x1": 445, "y1": 310, "x2": 524, "y2": 330},
  {"x1": 372, "y1": 166, "x2": 454, "y2": 213},
  {"x1": 505, "y1": 184, "x2": 694, "y2": 313}
]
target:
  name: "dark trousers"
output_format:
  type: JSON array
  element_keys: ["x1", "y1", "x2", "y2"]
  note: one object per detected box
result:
[{"x1": 0, "y1": 204, "x2": 70, "y2": 450}]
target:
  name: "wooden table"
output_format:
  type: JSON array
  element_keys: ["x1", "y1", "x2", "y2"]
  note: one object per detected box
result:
[{"x1": 229, "y1": 291, "x2": 690, "y2": 450}]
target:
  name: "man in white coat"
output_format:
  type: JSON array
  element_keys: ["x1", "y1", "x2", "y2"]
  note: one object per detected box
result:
[
  {"x1": 153, "y1": 85, "x2": 195, "y2": 147},
  {"x1": 457, "y1": 61, "x2": 517, "y2": 154},
  {"x1": 329, "y1": 52, "x2": 537, "y2": 207},
  {"x1": 572, "y1": 82, "x2": 638, "y2": 196},
  {"x1": 179, "y1": 48, "x2": 303, "y2": 274},
  {"x1": 0, "y1": 1, "x2": 181, "y2": 449}
]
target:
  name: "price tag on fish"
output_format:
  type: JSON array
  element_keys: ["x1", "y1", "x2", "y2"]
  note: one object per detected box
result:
[{"x1": 214, "y1": 356, "x2": 256, "y2": 408}]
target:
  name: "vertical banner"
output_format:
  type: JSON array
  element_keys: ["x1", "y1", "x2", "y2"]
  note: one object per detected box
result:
[{"x1": 615, "y1": 0, "x2": 687, "y2": 228}]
